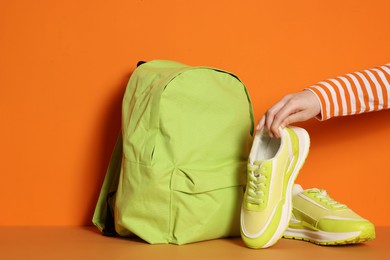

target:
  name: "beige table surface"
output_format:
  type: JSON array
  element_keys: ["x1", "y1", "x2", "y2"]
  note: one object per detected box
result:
[{"x1": 1, "y1": 226, "x2": 389, "y2": 259}]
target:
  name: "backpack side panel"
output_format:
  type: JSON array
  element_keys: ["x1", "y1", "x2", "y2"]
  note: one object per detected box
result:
[
  {"x1": 92, "y1": 133, "x2": 123, "y2": 232},
  {"x1": 92, "y1": 60, "x2": 188, "y2": 236}
]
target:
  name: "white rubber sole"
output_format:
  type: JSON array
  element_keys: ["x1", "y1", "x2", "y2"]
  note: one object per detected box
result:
[{"x1": 284, "y1": 228, "x2": 361, "y2": 242}]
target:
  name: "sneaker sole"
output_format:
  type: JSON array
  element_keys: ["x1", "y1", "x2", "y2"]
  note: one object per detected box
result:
[
  {"x1": 261, "y1": 127, "x2": 310, "y2": 248},
  {"x1": 283, "y1": 227, "x2": 376, "y2": 245}
]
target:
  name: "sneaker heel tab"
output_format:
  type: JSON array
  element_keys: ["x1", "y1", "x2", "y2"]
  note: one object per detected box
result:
[{"x1": 292, "y1": 184, "x2": 304, "y2": 195}]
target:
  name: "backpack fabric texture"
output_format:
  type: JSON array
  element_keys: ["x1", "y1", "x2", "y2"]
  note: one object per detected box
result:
[{"x1": 93, "y1": 60, "x2": 254, "y2": 245}]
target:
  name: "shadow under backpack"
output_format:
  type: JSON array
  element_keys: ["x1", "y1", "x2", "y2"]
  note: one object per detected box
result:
[{"x1": 93, "y1": 60, "x2": 254, "y2": 245}]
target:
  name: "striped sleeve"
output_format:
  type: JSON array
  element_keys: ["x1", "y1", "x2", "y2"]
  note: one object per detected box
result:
[{"x1": 305, "y1": 63, "x2": 390, "y2": 120}]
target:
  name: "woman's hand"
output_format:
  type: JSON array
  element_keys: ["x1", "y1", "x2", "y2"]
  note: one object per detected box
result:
[{"x1": 257, "y1": 90, "x2": 321, "y2": 138}]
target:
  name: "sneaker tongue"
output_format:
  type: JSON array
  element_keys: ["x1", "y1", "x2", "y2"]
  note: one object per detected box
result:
[{"x1": 252, "y1": 160, "x2": 265, "y2": 166}]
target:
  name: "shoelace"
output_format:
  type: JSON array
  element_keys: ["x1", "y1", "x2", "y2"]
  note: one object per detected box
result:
[
  {"x1": 308, "y1": 188, "x2": 347, "y2": 209},
  {"x1": 246, "y1": 161, "x2": 267, "y2": 205}
]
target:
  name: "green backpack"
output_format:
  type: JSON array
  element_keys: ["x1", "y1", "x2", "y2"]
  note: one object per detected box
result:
[{"x1": 93, "y1": 60, "x2": 254, "y2": 244}]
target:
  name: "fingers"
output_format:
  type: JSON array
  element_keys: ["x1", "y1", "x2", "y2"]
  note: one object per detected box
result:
[
  {"x1": 256, "y1": 116, "x2": 265, "y2": 131},
  {"x1": 257, "y1": 90, "x2": 321, "y2": 138},
  {"x1": 269, "y1": 97, "x2": 306, "y2": 137},
  {"x1": 264, "y1": 95, "x2": 294, "y2": 138},
  {"x1": 263, "y1": 95, "x2": 292, "y2": 137},
  {"x1": 256, "y1": 98, "x2": 286, "y2": 132}
]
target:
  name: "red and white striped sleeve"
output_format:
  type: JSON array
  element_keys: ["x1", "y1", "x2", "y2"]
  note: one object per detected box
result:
[{"x1": 305, "y1": 63, "x2": 390, "y2": 120}]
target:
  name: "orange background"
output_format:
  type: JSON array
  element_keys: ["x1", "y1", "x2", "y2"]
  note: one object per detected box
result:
[{"x1": 1, "y1": 0, "x2": 389, "y2": 226}]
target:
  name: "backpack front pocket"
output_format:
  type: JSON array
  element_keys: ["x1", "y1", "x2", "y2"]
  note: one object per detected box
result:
[{"x1": 168, "y1": 162, "x2": 246, "y2": 244}]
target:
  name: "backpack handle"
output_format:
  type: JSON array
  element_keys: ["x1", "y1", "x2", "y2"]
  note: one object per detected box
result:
[{"x1": 137, "y1": 61, "x2": 146, "y2": 67}]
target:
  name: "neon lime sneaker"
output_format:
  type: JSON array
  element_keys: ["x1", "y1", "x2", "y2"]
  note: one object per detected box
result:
[
  {"x1": 283, "y1": 184, "x2": 376, "y2": 245},
  {"x1": 240, "y1": 126, "x2": 310, "y2": 249}
]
